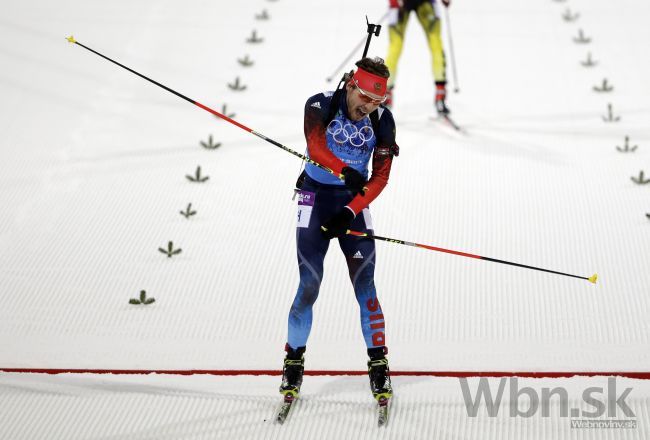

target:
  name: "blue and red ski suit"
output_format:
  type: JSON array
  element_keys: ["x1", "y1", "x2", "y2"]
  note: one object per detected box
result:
[{"x1": 287, "y1": 89, "x2": 398, "y2": 351}]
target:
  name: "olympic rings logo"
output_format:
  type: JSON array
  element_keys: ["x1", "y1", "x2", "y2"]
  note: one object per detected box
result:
[{"x1": 326, "y1": 119, "x2": 375, "y2": 147}]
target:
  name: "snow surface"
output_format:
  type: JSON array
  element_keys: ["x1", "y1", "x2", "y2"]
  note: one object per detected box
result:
[{"x1": 0, "y1": 0, "x2": 649, "y2": 438}]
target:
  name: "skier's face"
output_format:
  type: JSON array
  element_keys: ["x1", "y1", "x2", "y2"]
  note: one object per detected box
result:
[{"x1": 346, "y1": 81, "x2": 384, "y2": 121}]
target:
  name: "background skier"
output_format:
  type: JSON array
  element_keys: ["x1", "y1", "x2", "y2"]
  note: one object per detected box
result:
[{"x1": 385, "y1": 0, "x2": 451, "y2": 114}]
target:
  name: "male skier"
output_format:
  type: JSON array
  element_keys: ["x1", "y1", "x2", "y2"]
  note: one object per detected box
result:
[{"x1": 281, "y1": 57, "x2": 399, "y2": 405}]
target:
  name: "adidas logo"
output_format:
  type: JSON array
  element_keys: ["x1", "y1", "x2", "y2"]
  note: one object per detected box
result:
[
  {"x1": 311, "y1": 101, "x2": 321, "y2": 109},
  {"x1": 353, "y1": 250, "x2": 363, "y2": 259}
]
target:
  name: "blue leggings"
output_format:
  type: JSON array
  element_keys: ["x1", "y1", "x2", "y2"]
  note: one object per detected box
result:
[{"x1": 287, "y1": 178, "x2": 386, "y2": 350}]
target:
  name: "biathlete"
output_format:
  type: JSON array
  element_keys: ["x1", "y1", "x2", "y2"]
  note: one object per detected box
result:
[{"x1": 281, "y1": 57, "x2": 400, "y2": 404}]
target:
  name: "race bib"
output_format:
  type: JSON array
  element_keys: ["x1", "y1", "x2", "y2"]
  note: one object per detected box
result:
[
  {"x1": 362, "y1": 208, "x2": 373, "y2": 230},
  {"x1": 296, "y1": 190, "x2": 315, "y2": 228}
]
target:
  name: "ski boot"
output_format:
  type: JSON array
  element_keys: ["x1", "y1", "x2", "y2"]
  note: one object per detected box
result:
[
  {"x1": 368, "y1": 347, "x2": 392, "y2": 426},
  {"x1": 367, "y1": 347, "x2": 393, "y2": 401},
  {"x1": 435, "y1": 81, "x2": 450, "y2": 115},
  {"x1": 276, "y1": 345, "x2": 306, "y2": 424},
  {"x1": 279, "y1": 344, "x2": 306, "y2": 399}
]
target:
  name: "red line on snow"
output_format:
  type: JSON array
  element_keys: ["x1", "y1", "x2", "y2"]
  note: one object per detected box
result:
[{"x1": 1, "y1": 368, "x2": 649, "y2": 379}]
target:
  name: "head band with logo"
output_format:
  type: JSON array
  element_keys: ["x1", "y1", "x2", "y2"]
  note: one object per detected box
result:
[{"x1": 351, "y1": 67, "x2": 388, "y2": 98}]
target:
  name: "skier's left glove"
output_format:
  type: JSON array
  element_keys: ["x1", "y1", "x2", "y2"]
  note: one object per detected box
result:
[
  {"x1": 321, "y1": 207, "x2": 355, "y2": 239},
  {"x1": 441, "y1": 0, "x2": 451, "y2": 7}
]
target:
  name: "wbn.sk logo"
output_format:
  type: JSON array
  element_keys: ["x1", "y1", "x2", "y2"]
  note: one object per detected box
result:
[{"x1": 459, "y1": 377, "x2": 636, "y2": 421}]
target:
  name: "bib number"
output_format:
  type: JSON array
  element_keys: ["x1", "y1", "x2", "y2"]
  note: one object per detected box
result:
[
  {"x1": 296, "y1": 190, "x2": 315, "y2": 228},
  {"x1": 362, "y1": 208, "x2": 373, "y2": 230}
]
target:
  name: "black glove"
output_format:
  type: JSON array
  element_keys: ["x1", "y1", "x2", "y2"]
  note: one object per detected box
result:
[
  {"x1": 341, "y1": 167, "x2": 367, "y2": 195},
  {"x1": 321, "y1": 208, "x2": 355, "y2": 239}
]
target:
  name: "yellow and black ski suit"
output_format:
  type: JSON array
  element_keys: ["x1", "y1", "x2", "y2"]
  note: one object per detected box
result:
[{"x1": 386, "y1": 0, "x2": 447, "y2": 87}]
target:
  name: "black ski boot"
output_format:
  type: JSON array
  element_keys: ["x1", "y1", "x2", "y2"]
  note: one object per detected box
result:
[
  {"x1": 367, "y1": 347, "x2": 393, "y2": 401},
  {"x1": 279, "y1": 344, "x2": 306, "y2": 398},
  {"x1": 435, "y1": 81, "x2": 450, "y2": 115},
  {"x1": 435, "y1": 98, "x2": 450, "y2": 115}
]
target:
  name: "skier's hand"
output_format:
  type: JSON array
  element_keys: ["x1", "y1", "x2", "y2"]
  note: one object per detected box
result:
[
  {"x1": 341, "y1": 167, "x2": 367, "y2": 195},
  {"x1": 321, "y1": 208, "x2": 355, "y2": 239},
  {"x1": 441, "y1": 0, "x2": 451, "y2": 7}
]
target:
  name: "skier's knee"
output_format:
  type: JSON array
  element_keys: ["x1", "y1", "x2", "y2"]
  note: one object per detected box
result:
[{"x1": 298, "y1": 281, "x2": 320, "y2": 307}]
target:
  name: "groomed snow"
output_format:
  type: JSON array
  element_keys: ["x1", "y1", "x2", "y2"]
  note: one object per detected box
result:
[{"x1": 0, "y1": 0, "x2": 649, "y2": 438}]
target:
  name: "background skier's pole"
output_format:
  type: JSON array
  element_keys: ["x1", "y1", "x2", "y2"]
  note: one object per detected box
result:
[
  {"x1": 326, "y1": 11, "x2": 389, "y2": 82},
  {"x1": 444, "y1": 7, "x2": 460, "y2": 93}
]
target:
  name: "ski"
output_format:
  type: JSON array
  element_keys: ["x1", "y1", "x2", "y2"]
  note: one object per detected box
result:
[
  {"x1": 440, "y1": 114, "x2": 461, "y2": 131},
  {"x1": 377, "y1": 396, "x2": 390, "y2": 427},
  {"x1": 275, "y1": 392, "x2": 297, "y2": 424},
  {"x1": 430, "y1": 114, "x2": 466, "y2": 134}
]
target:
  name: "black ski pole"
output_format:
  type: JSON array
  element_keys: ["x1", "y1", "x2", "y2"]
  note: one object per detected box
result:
[
  {"x1": 325, "y1": 11, "x2": 389, "y2": 82},
  {"x1": 340, "y1": 229, "x2": 598, "y2": 284},
  {"x1": 66, "y1": 36, "x2": 348, "y2": 182}
]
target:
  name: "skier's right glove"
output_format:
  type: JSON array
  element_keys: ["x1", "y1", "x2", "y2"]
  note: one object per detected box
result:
[
  {"x1": 321, "y1": 207, "x2": 355, "y2": 239},
  {"x1": 341, "y1": 167, "x2": 367, "y2": 196}
]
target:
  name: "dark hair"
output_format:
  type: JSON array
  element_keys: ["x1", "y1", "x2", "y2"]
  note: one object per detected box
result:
[{"x1": 355, "y1": 57, "x2": 390, "y2": 79}]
